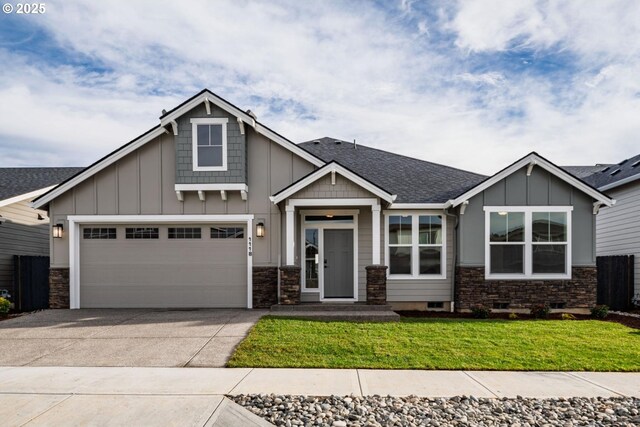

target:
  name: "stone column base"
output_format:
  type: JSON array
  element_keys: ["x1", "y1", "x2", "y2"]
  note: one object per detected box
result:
[
  {"x1": 252, "y1": 267, "x2": 278, "y2": 308},
  {"x1": 279, "y1": 266, "x2": 301, "y2": 305},
  {"x1": 49, "y1": 268, "x2": 70, "y2": 309},
  {"x1": 366, "y1": 265, "x2": 388, "y2": 305}
]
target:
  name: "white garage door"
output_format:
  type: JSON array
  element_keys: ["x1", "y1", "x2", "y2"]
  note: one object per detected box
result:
[{"x1": 79, "y1": 224, "x2": 247, "y2": 308}]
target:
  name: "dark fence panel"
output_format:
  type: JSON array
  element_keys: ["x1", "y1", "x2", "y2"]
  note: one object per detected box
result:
[
  {"x1": 13, "y1": 255, "x2": 50, "y2": 312},
  {"x1": 597, "y1": 255, "x2": 634, "y2": 311}
]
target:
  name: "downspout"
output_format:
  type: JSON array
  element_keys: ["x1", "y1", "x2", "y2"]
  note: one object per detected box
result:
[{"x1": 444, "y1": 208, "x2": 459, "y2": 313}]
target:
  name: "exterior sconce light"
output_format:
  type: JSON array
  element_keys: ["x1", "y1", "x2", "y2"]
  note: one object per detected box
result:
[
  {"x1": 256, "y1": 221, "x2": 265, "y2": 238},
  {"x1": 52, "y1": 223, "x2": 64, "y2": 238}
]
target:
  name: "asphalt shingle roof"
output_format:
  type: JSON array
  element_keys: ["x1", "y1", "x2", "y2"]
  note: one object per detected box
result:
[
  {"x1": 0, "y1": 168, "x2": 84, "y2": 202},
  {"x1": 298, "y1": 137, "x2": 486, "y2": 203},
  {"x1": 561, "y1": 165, "x2": 613, "y2": 180},
  {"x1": 574, "y1": 153, "x2": 640, "y2": 189}
]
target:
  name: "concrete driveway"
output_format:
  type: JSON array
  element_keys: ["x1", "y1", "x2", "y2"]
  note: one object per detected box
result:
[{"x1": 0, "y1": 309, "x2": 266, "y2": 367}]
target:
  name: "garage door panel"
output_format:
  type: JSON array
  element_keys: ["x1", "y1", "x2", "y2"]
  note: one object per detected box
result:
[{"x1": 79, "y1": 224, "x2": 247, "y2": 308}]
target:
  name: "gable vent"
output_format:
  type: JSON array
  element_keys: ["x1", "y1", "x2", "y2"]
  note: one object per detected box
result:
[
  {"x1": 632, "y1": 160, "x2": 640, "y2": 168},
  {"x1": 610, "y1": 169, "x2": 621, "y2": 176}
]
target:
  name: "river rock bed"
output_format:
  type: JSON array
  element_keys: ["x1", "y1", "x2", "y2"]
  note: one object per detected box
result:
[{"x1": 231, "y1": 394, "x2": 640, "y2": 426}]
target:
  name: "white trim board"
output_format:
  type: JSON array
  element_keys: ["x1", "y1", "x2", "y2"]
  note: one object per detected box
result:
[
  {"x1": 191, "y1": 117, "x2": 228, "y2": 172},
  {"x1": 2, "y1": 186, "x2": 55, "y2": 209},
  {"x1": 449, "y1": 153, "x2": 615, "y2": 208},
  {"x1": 174, "y1": 184, "x2": 248, "y2": 192},
  {"x1": 271, "y1": 162, "x2": 396, "y2": 204},
  {"x1": 66, "y1": 214, "x2": 254, "y2": 309},
  {"x1": 598, "y1": 173, "x2": 640, "y2": 191}
]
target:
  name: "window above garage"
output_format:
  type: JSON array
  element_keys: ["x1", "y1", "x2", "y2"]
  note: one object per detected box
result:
[{"x1": 191, "y1": 118, "x2": 228, "y2": 171}]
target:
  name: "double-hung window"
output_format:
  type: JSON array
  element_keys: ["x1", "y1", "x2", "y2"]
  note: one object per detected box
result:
[
  {"x1": 191, "y1": 118, "x2": 228, "y2": 171},
  {"x1": 485, "y1": 207, "x2": 571, "y2": 279},
  {"x1": 386, "y1": 213, "x2": 445, "y2": 278}
]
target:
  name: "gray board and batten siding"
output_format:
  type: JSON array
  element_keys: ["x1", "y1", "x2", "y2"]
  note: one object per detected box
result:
[
  {"x1": 596, "y1": 182, "x2": 640, "y2": 294},
  {"x1": 48, "y1": 101, "x2": 316, "y2": 269},
  {"x1": 457, "y1": 166, "x2": 597, "y2": 267}
]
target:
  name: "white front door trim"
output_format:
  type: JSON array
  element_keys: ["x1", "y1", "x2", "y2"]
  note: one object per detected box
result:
[{"x1": 67, "y1": 214, "x2": 254, "y2": 309}]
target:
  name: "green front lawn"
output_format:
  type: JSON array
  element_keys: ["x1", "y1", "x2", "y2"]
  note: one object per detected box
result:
[{"x1": 228, "y1": 317, "x2": 640, "y2": 371}]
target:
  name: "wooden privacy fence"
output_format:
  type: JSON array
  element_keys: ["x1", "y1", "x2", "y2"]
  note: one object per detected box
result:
[
  {"x1": 13, "y1": 255, "x2": 50, "y2": 312},
  {"x1": 596, "y1": 255, "x2": 634, "y2": 311}
]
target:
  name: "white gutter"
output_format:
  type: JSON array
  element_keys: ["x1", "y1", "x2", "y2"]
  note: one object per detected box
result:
[{"x1": 598, "y1": 173, "x2": 640, "y2": 192}]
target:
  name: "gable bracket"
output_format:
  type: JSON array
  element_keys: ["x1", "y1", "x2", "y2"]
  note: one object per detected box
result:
[
  {"x1": 198, "y1": 190, "x2": 206, "y2": 202},
  {"x1": 459, "y1": 200, "x2": 469, "y2": 215},
  {"x1": 176, "y1": 191, "x2": 184, "y2": 202},
  {"x1": 204, "y1": 97, "x2": 211, "y2": 115},
  {"x1": 331, "y1": 170, "x2": 336, "y2": 185},
  {"x1": 526, "y1": 160, "x2": 537, "y2": 176},
  {"x1": 237, "y1": 117, "x2": 245, "y2": 135},
  {"x1": 593, "y1": 201, "x2": 604, "y2": 215},
  {"x1": 240, "y1": 190, "x2": 248, "y2": 201},
  {"x1": 169, "y1": 120, "x2": 178, "y2": 136},
  {"x1": 220, "y1": 190, "x2": 227, "y2": 201}
]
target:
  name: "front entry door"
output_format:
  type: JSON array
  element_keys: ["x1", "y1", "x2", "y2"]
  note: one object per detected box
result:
[{"x1": 323, "y1": 229, "x2": 354, "y2": 299}]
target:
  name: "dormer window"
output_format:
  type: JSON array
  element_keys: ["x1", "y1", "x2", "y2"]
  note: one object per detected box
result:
[{"x1": 191, "y1": 118, "x2": 228, "y2": 171}]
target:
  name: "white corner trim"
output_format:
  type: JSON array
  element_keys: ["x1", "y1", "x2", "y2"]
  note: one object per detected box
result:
[
  {"x1": 67, "y1": 214, "x2": 255, "y2": 310},
  {"x1": 32, "y1": 126, "x2": 167, "y2": 209},
  {"x1": 271, "y1": 163, "x2": 396, "y2": 204},
  {"x1": 2, "y1": 186, "x2": 55, "y2": 209},
  {"x1": 450, "y1": 153, "x2": 614, "y2": 208}
]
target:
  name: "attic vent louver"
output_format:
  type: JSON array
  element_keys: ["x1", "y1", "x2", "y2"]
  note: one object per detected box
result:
[
  {"x1": 312, "y1": 140, "x2": 320, "y2": 144},
  {"x1": 610, "y1": 169, "x2": 621, "y2": 176},
  {"x1": 601, "y1": 166, "x2": 610, "y2": 173},
  {"x1": 632, "y1": 160, "x2": 640, "y2": 168},
  {"x1": 335, "y1": 140, "x2": 342, "y2": 145}
]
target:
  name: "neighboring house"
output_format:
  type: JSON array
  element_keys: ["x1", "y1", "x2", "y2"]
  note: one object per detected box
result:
[
  {"x1": 567, "y1": 155, "x2": 640, "y2": 299},
  {"x1": 32, "y1": 89, "x2": 614, "y2": 311},
  {"x1": 0, "y1": 168, "x2": 84, "y2": 299}
]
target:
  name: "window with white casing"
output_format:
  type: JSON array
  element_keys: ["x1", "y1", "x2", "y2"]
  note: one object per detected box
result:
[
  {"x1": 485, "y1": 206, "x2": 572, "y2": 280},
  {"x1": 191, "y1": 118, "x2": 228, "y2": 171},
  {"x1": 386, "y1": 213, "x2": 446, "y2": 278}
]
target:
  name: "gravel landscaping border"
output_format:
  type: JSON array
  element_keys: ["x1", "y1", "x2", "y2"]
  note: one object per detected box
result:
[{"x1": 232, "y1": 394, "x2": 640, "y2": 426}]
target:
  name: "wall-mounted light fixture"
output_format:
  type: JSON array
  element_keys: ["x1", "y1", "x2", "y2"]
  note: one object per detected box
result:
[
  {"x1": 52, "y1": 223, "x2": 64, "y2": 238},
  {"x1": 256, "y1": 221, "x2": 265, "y2": 238}
]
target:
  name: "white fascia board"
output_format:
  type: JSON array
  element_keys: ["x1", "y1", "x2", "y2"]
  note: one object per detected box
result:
[
  {"x1": 32, "y1": 127, "x2": 166, "y2": 210},
  {"x1": 1, "y1": 186, "x2": 56, "y2": 209},
  {"x1": 598, "y1": 173, "x2": 640, "y2": 192},
  {"x1": 160, "y1": 91, "x2": 324, "y2": 168},
  {"x1": 271, "y1": 163, "x2": 395, "y2": 204},
  {"x1": 450, "y1": 154, "x2": 615, "y2": 207},
  {"x1": 174, "y1": 183, "x2": 248, "y2": 192},
  {"x1": 67, "y1": 214, "x2": 255, "y2": 223},
  {"x1": 388, "y1": 203, "x2": 450, "y2": 210}
]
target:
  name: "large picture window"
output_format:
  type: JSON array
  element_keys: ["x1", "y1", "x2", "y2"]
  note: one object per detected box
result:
[
  {"x1": 386, "y1": 213, "x2": 445, "y2": 278},
  {"x1": 191, "y1": 118, "x2": 228, "y2": 171},
  {"x1": 485, "y1": 207, "x2": 571, "y2": 279}
]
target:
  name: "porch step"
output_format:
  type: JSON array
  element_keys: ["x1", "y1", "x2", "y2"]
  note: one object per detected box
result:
[
  {"x1": 270, "y1": 303, "x2": 394, "y2": 312},
  {"x1": 269, "y1": 310, "x2": 400, "y2": 322}
]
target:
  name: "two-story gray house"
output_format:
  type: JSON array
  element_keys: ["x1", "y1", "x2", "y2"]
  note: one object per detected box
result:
[{"x1": 33, "y1": 90, "x2": 614, "y2": 312}]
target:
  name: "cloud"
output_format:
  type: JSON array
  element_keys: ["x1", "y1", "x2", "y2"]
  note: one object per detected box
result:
[{"x1": 0, "y1": 0, "x2": 639, "y2": 174}]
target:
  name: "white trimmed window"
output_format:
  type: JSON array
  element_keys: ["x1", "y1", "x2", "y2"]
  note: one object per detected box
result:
[
  {"x1": 191, "y1": 118, "x2": 228, "y2": 171},
  {"x1": 485, "y1": 206, "x2": 572, "y2": 280},
  {"x1": 385, "y1": 213, "x2": 446, "y2": 278}
]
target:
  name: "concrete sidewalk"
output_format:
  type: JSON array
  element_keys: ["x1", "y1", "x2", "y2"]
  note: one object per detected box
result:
[{"x1": 0, "y1": 367, "x2": 638, "y2": 426}]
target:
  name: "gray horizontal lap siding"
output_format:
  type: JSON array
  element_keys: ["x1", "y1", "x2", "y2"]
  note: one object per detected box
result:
[
  {"x1": 175, "y1": 103, "x2": 247, "y2": 184},
  {"x1": 596, "y1": 183, "x2": 640, "y2": 294},
  {"x1": 0, "y1": 200, "x2": 49, "y2": 293},
  {"x1": 458, "y1": 166, "x2": 597, "y2": 267}
]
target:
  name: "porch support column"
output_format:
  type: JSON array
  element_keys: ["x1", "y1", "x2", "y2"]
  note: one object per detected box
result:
[
  {"x1": 285, "y1": 205, "x2": 295, "y2": 265},
  {"x1": 371, "y1": 204, "x2": 381, "y2": 265}
]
